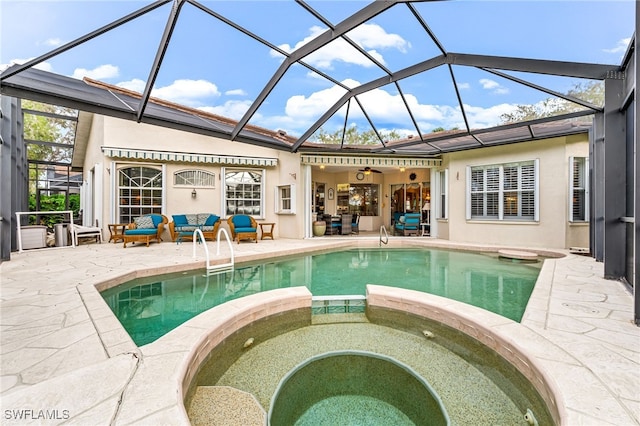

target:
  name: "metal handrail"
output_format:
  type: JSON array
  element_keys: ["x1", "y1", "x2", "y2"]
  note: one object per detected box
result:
[
  {"x1": 379, "y1": 225, "x2": 389, "y2": 246},
  {"x1": 192, "y1": 228, "x2": 234, "y2": 271}
]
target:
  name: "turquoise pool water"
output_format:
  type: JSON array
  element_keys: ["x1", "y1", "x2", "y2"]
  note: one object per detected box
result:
[{"x1": 101, "y1": 248, "x2": 541, "y2": 346}]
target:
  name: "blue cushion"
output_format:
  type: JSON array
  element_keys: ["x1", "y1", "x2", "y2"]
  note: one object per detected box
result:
[
  {"x1": 125, "y1": 228, "x2": 157, "y2": 235},
  {"x1": 173, "y1": 214, "x2": 188, "y2": 226},
  {"x1": 150, "y1": 214, "x2": 163, "y2": 227},
  {"x1": 235, "y1": 227, "x2": 256, "y2": 233},
  {"x1": 233, "y1": 215, "x2": 251, "y2": 227},
  {"x1": 205, "y1": 215, "x2": 219, "y2": 226}
]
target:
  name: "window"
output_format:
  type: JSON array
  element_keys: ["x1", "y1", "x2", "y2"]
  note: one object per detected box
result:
[
  {"x1": 174, "y1": 169, "x2": 215, "y2": 187},
  {"x1": 117, "y1": 166, "x2": 163, "y2": 224},
  {"x1": 438, "y1": 170, "x2": 448, "y2": 219},
  {"x1": 349, "y1": 184, "x2": 379, "y2": 216},
  {"x1": 467, "y1": 160, "x2": 538, "y2": 221},
  {"x1": 569, "y1": 157, "x2": 589, "y2": 221},
  {"x1": 223, "y1": 168, "x2": 264, "y2": 217},
  {"x1": 276, "y1": 184, "x2": 296, "y2": 214}
]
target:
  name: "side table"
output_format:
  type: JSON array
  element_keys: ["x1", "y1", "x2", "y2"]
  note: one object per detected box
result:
[
  {"x1": 108, "y1": 223, "x2": 127, "y2": 243},
  {"x1": 259, "y1": 222, "x2": 275, "y2": 240},
  {"x1": 420, "y1": 222, "x2": 430, "y2": 237}
]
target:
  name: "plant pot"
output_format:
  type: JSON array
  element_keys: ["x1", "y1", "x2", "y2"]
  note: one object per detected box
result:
[{"x1": 312, "y1": 221, "x2": 326, "y2": 237}]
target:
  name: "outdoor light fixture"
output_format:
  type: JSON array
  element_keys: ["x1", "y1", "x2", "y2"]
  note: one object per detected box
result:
[
  {"x1": 191, "y1": 189, "x2": 197, "y2": 198},
  {"x1": 400, "y1": 167, "x2": 405, "y2": 172}
]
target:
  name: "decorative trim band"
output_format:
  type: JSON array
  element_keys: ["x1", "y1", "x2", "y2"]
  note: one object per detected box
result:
[
  {"x1": 301, "y1": 155, "x2": 441, "y2": 168},
  {"x1": 102, "y1": 147, "x2": 278, "y2": 167}
]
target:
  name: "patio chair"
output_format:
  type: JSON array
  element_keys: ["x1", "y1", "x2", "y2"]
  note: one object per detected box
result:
[
  {"x1": 322, "y1": 214, "x2": 341, "y2": 235},
  {"x1": 394, "y1": 213, "x2": 421, "y2": 236},
  {"x1": 70, "y1": 221, "x2": 103, "y2": 245},
  {"x1": 351, "y1": 213, "x2": 360, "y2": 234},
  {"x1": 227, "y1": 214, "x2": 258, "y2": 244},
  {"x1": 123, "y1": 214, "x2": 168, "y2": 247}
]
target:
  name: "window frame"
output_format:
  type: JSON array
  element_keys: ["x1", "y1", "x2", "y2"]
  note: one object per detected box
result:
[
  {"x1": 569, "y1": 156, "x2": 589, "y2": 222},
  {"x1": 222, "y1": 167, "x2": 265, "y2": 218},
  {"x1": 275, "y1": 183, "x2": 296, "y2": 214},
  {"x1": 438, "y1": 169, "x2": 448, "y2": 220},
  {"x1": 466, "y1": 160, "x2": 539, "y2": 222},
  {"x1": 116, "y1": 164, "x2": 164, "y2": 224},
  {"x1": 173, "y1": 169, "x2": 215, "y2": 188}
]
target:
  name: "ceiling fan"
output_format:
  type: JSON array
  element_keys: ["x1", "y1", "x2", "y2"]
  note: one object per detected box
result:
[{"x1": 359, "y1": 166, "x2": 382, "y2": 174}]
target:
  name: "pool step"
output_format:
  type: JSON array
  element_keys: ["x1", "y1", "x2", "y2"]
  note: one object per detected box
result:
[
  {"x1": 312, "y1": 312, "x2": 369, "y2": 325},
  {"x1": 312, "y1": 295, "x2": 366, "y2": 316},
  {"x1": 188, "y1": 386, "x2": 265, "y2": 426}
]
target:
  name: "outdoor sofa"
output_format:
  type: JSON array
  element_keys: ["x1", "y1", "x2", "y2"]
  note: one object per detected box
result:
[{"x1": 169, "y1": 213, "x2": 221, "y2": 242}]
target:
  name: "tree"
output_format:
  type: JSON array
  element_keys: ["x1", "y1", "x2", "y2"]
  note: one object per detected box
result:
[
  {"x1": 312, "y1": 126, "x2": 402, "y2": 145},
  {"x1": 500, "y1": 81, "x2": 604, "y2": 124},
  {"x1": 22, "y1": 100, "x2": 77, "y2": 163}
]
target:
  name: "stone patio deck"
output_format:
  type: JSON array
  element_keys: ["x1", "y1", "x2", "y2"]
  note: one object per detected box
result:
[{"x1": 0, "y1": 236, "x2": 638, "y2": 425}]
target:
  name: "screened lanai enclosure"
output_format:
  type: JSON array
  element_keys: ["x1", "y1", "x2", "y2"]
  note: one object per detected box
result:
[{"x1": 0, "y1": 0, "x2": 638, "y2": 323}]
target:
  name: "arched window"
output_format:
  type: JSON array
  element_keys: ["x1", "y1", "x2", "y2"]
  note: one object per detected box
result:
[
  {"x1": 174, "y1": 169, "x2": 215, "y2": 187},
  {"x1": 117, "y1": 166, "x2": 163, "y2": 224}
]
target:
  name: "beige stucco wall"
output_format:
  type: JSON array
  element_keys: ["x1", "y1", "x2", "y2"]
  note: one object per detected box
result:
[
  {"x1": 83, "y1": 116, "x2": 305, "y2": 240},
  {"x1": 441, "y1": 134, "x2": 589, "y2": 249},
  {"x1": 81, "y1": 114, "x2": 589, "y2": 248}
]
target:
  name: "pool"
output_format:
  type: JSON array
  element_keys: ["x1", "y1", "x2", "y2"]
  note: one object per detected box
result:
[
  {"x1": 268, "y1": 350, "x2": 450, "y2": 425},
  {"x1": 101, "y1": 247, "x2": 541, "y2": 345},
  {"x1": 187, "y1": 306, "x2": 553, "y2": 425}
]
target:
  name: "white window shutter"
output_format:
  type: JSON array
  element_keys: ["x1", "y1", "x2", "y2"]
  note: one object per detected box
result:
[
  {"x1": 465, "y1": 166, "x2": 471, "y2": 220},
  {"x1": 274, "y1": 187, "x2": 279, "y2": 214},
  {"x1": 534, "y1": 159, "x2": 540, "y2": 222}
]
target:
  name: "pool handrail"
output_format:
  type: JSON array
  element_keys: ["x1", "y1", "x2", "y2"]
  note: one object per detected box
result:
[
  {"x1": 191, "y1": 228, "x2": 234, "y2": 272},
  {"x1": 379, "y1": 225, "x2": 389, "y2": 246}
]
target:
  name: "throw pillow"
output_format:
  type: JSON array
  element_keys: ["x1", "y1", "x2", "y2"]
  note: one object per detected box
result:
[
  {"x1": 204, "y1": 215, "x2": 219, "y2": 226},
  {"x1": 186, "y1": 214, "x2": 198, "y2": 225},
  {"x1": 173, "y1": 214, "x2": 188, "y2": 226},
  {"x1": 134, "y1": 216, "x2": 155, "y2": 229}
]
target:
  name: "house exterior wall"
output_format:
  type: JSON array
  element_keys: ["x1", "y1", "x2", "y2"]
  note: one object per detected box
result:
[
  {"x1": 83, "y1": 116, "x2": 304, "y2": 240},
  {"x1": 441, "y1": 134, "x2": 589, "y2": 249},
  {"x1": 81, "y1": 114, "x2": 589, "y2": 249}
]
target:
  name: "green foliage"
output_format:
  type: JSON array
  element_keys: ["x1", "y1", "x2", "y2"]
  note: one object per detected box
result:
[
  {"x1": 500, "y1": 81, "x2": 604, "y2": 124},
  {"x1": 22, "y1": 100, "x2": 77, "y2": 163},
  {"x1": 312, "y1": 126, "x2": 402, "y2": 145},
  {"x1": 27, "y1": 194, "x2": 80, "y2": 228}
]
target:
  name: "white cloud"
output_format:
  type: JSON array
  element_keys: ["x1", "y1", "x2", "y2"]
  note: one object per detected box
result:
[
  {"x1": 198, "y1": 100, "x2": 253, "y2": 121},
  {"x1": 603, "y1": 38, "x2": 631, "y2": 54},
  {"x1": 43, "y1": 38, "x2": 63, "y2": 47},
  {"x1": 116, "y1": 78, "x2": 146, "y2": 93},
  {"x1": 116, "y1": 78, "x2": 222, "y2": 108},
  {"x1": 225, "y1": 88, "x2": 247, "y2": 96},
  {"x1": 151, "y1": 79, "x2": 221, "y2": 106},
  {"x1": 273, "y1": 23, "x2": 408, "y2": 70},
  {"x1": 0, "y1": 58, "x2": 53, "y2": 73},
  {"x1": 72, "y1": 64, "x2": 119, "y2": 80},
  {"x1": 460, "y1": 103, "x2": 518, "y2": 129},
  {"x1": 349, "y1": 23, "x2": 409, "y2": 53},
  {"x1": 479, "y1": 78, "x2": 509, "y2": 95},
  {"x1": 272, "y1": 80, "x2": 520, "y2": 134},
  {"x1": 457, "y1": 82, "x2": 470, "y2": 90}
]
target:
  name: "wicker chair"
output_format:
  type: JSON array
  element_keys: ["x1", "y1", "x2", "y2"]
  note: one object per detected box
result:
[
  {"x1": 123, "y1": 214, "x2": 168, "y2": 247},
  {"x1": 227, "y1": 214, "x2": 258, "y2": 244}
]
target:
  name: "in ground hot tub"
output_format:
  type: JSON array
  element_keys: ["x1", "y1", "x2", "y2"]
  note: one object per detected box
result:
[{"x1": 268, "y1": 350, "x2": 450, "y2": 426}]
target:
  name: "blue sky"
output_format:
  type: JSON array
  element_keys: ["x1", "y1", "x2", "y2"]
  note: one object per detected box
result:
[{"x1": 1, "y1": 0, "x2": 635, "y2": 139}]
